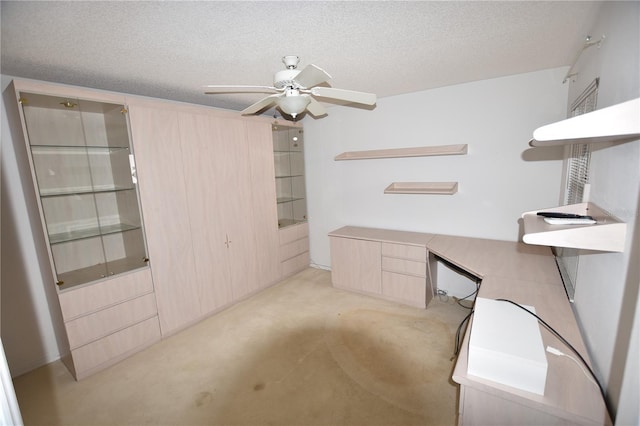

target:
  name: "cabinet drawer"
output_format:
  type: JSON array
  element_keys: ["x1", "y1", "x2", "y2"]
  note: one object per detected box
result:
[
  {"x1": 72, "y1": 316, "x2": 161, "y2": 379},
  {"x1": 279, "y1": 222, "x2": 309, "y2": 245},
  {"x1": 381, "y1": 243, "x2": 426, "y2": 261},
  {"x1": 59, "y1": 268, "x2": 154, "y2": 321},
  {"x1": 282, "y1": 251, "x2": 310, "y2": 277},
  {"x1": 280, "y1": 237, "x2": 309, "y2": 262},
  {"x1": 382, "y1": 271, "x2": 427, "y2": 308},
  {"x1": 65, "y1": 293, "x2": 158, "y2": 349},
  {"x1": 382, "y1": 257, "x2": 426, "y2": 277}
]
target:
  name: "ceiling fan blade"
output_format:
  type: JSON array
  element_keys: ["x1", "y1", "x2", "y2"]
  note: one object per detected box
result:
[
  {"x1": 294, "y1": 64, "x2": 332, "y2": 89},
  {"x1": 310, "y1": 87, "x2": 376, "y2": 105},
  {"x1": 305, "y1": 97, "x2": 327, "y2": 117},
  {"x1": 204, "y1": 85, "x2": 279, "y2": 94},
  {"x1": 241, "y1": 94, "x2": 282, "y2": 115}
]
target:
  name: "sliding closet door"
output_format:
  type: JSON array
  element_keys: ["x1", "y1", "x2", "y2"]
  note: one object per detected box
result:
[{"x1": 128, "y1": 101, "x2": 201, "y2": 335}]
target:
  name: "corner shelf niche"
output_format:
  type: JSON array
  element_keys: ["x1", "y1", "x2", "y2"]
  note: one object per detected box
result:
[
  {"x1": 384, "y1": 182, "x2": 458, "y2": 195},
  {"x1": 335, "y1": 144, "x2": 467, "y2": 161},
  {"x1": 529, "y1": 97, "x2": 639, "y2": 147},
  {"x1": 521, "y1": 203, "x2": 626, "y2": 252}
]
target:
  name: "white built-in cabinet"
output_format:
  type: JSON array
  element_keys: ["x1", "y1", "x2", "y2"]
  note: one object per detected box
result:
[
  {"x1": 273, "y1": 123, "x2": 307, "y2": 227},
  {"x1": 11, "y1": 78, "x2": 302, "y2": 379},
  {"x1": 11, "y1": 80, "x2": 160, "y2": 380},
  {"x1": 329, "y1": 227, "x2": 435, "y2": 309},
  {"x1": 127, "y1": 99, "x2": 282, "y2": 336}
]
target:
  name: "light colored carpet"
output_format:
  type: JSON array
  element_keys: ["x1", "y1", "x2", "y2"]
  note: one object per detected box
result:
[{"x1": 13, "y1": 267, "x2": 470, "y2": 425}]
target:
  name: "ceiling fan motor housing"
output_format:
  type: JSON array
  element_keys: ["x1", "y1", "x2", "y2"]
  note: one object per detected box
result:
[{"x1": 274, "y1": 69, "x2": 302, "y2": 89}]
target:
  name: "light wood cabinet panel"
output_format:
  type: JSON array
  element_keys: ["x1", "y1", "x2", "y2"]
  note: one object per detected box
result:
[
  {"x1": 209, "y1": 116, "x2": 259, "y2": 301},
  {"x1": 329, "y1": 227, "x2": 435, "y2": 308},
  {"x1": 330, "y1": 236, "x2": 381, "y2": 294},
  {"x1": 65, "y1": 293, "x2": 157, "y2": 349},
  {"x1": 278, "y1": 222, "x2": 309, "y2": 278},
  {"x1": 127, "y1": 101, "x2": 201, "y2": 335},
  {"x1": 279, "y1": 221, "x2": 309, "y2": 245},
  {"x1": 246, "y1": 120, "x2": 281, "y2": 287},
  {"x1": 58, "y1": 268, "x2": 153, "y2": 321},
  {"x1": 381, "y1": 271, "x2": 427, "y2": 308},
  {"x1": 177, "y1": 111, "x2": 233, "y2": 314},
  {"x1": 381, "y1": 242, "x2": 426, "y2": 261},
  {"x1": 281, "y1": 252, "x2": 310, "y2": 277},
  {"x1": 72, "y1": 317, "x2": 161, "y2": 380},
  {"x1": 381, "y1": 257, "x2": 426, "y2": 277},
  {"x1": 280, "y1": 237, "x2": 310, "y2": 262}
]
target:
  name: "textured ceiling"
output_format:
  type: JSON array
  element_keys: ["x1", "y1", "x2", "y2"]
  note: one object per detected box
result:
[{"x1": 1, "y1": 1, "x2": 602, "y2": 115}]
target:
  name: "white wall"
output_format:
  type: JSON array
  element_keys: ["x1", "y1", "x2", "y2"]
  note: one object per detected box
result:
[
  {"x1": 564, "y1": 2, "x2": 639, "y2": 422},
  {"x1": 304, "y1": 67, "x2": 569, "y2": 269}
]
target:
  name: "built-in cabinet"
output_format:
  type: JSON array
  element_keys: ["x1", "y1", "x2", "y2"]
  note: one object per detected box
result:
[
  {"x1": 11, "y1": 78, "x2": 301, "y2": 379},
  {"x1": 279, "y1": 222, "x2": 310, "y2": 278},
  {"x1": 12, "y1": 81, "x2": 160, "y2": 380},
  {"x1": 127, "y1": 99, "x2": 282, "y2": 336},
  {"x1": 273, "y1": 123, "x2": 307, "y2": 228},
  {"x1": 17, "y1": 90, "x2": 149, "y2": 289},
  {"x1": 329, "y1": 226, "x2": 435, "y2": 308}
]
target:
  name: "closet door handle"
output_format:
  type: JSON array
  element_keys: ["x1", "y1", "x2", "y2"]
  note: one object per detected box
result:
[{"x1": 224, "y1": 234, "x2": 232, "y2": 248}]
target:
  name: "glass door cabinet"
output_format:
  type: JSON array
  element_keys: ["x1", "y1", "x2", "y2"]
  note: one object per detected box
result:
[
  {"x1": 19, "y1": 92, "x2": 148, "y2": 290},
  {"x1": 272, "y1": 124, "x2": 307, "y2": 228}
]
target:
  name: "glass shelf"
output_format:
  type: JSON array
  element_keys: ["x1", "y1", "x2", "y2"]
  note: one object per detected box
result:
[
  {"x1": 20, "y1": 91, "x2": 149, "y2": 290},
  {"x1": 31, "y1": 145, "x2": 130, "y2": 152},
  {"x1": 40, "y1": 184, "x2": 136, "y2": 197},
  {"x1": 275, "y1": 174, "x2": 304, "y2": 179},
  {"x1": 273, "y1": 125, "x2": 307, "y2": 228},
  {"x1": 49, "y1": 223, "x2": 142, "y2": 245},
  {"x1": 277, "y1": 196, "x2": 305, "y2": 204}
]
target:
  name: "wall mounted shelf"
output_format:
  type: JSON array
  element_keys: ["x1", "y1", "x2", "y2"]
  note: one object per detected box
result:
[
  {"x1": 384, "y1": 182, "x2": 458, "y2": 195},
  {"x1": 335, "y1": 144, "x2": 467, "y2": 161},
  {"x1": 521, "y1": 202, "x2": 626, "y2": 252},
  {"x1": 529, "y1": 97, "x2": 639, "y2": 147}
]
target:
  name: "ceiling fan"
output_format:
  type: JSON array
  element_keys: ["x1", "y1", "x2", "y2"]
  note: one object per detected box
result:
[{"x1": 204, "y1": 56, "x2": 377, "y2": 119}]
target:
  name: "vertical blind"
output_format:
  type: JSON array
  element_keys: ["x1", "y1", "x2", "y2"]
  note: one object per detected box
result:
[
  {"x1": 557, "y1": 78, "x2": 599, "y2": 301},
  {"x1": 565, "y1": 78, "x2": 599, "y2": 204}
]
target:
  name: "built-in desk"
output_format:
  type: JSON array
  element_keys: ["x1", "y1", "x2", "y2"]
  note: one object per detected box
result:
[{"x1": 329, "y1": 226, "x2": 611, "y2": 425}]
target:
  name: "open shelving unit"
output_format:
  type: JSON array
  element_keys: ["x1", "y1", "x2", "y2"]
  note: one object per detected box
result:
[
  {"x1": 335, "y1": 144, "x2": 467, "y2": 161},
  {"x1": 384, "y1": 182, "x2": 458, "y2": 195},
  {"x1": 522, "y1": 98, "x2": 637, "y2": 252},
  {"x1": 522, "y1": 203, "x2": 626, "y2": 252},
  {"x1": 529, "y1": 97, "x2": 639, "y2": 147}
]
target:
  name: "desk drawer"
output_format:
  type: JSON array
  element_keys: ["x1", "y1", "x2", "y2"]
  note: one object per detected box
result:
[
  {"x1": 382, "y1": 271, "x2": 426, "y2": 308},
  {"x1": 65, "y1": 293, "x2": 158, "y2": 349},
  {"x1": 381, "y1": 243, "x2": 426, "y2": 262},
  {"x1": 382, "y1": 257, "x2": 426, "y2": 277}
]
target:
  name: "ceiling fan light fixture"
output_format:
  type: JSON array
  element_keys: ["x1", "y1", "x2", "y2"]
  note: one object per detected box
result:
[{"x1": 278, "y1": 93, "x2": 310, "y2": 118}]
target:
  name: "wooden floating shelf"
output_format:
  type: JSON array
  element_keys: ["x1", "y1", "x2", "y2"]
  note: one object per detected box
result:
[
  {"x1": 521, "y1": 202, "x2": 626, "y2": 252},
  {"x1": 384, "y1": 182, "x2": 458, "y2": 195},
  {"x1": 529, "y1": 98, "x2": 640, "y2": 147},
  {"x1": 335, "y1": 144, "x2": 467, "y2": 161}
]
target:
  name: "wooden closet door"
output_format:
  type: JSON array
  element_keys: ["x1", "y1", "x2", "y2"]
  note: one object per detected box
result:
[
  {"x1": 127, "y1": 101, "x2": 201, "y2": 335},
  {"x1": 177, "y1": 110, "x2": 233, "y2": 314},
  {"x1": 245, "y1": 120, "x2": 281, "y2": 288},
  {"x1": 208, "y1": 116, "x2": 259, "y2": 300}
]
